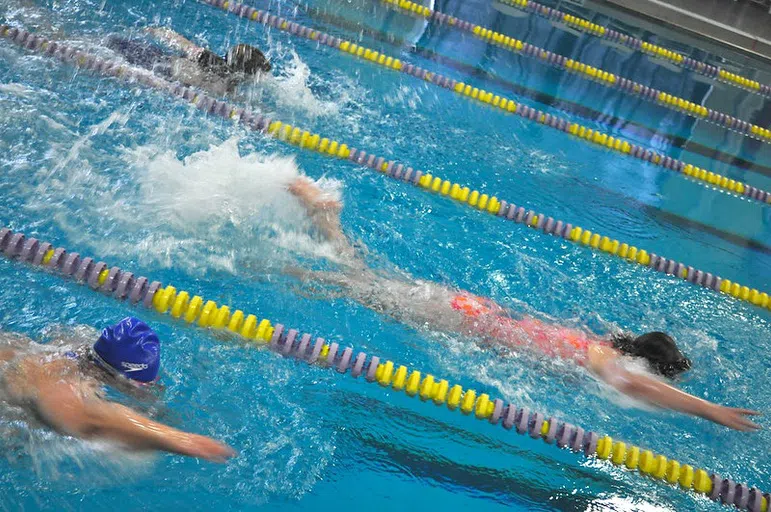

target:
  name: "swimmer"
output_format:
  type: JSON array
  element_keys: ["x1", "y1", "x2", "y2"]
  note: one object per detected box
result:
[
  {"x1": 286, "y1": 176, "x2": 760, "y2": 431},
  {"x1": 0, "y1": 317, "x2": 235, "y2": 462},
  {"x1": 106, "y1": 27, "x2": 271, "y2": 96}
]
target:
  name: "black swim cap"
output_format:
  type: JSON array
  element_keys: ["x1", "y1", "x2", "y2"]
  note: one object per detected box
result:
[
  {"x1": 197, "y1": 48, "x2": 229, "y2": 77},
  {"x1": 226, "y1": 44, "x2": 271, "y2": 74},
  {"x1": 611, "y1": 331, "x2": 691, "y2": 379}
]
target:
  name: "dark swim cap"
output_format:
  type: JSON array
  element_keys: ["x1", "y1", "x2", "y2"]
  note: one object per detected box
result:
[
  {"x1": 93, "y1": 317, "x2": 160, "y2": 382},
  {"x1": 611, "y1": 331, "x2": 691, "y2": 379},
  {"x1": 226, "y1": 44, "x2": 271, "y2": 74},
  {"x1": 197, "y1": 48, "x2": 229, "y2": 76}
]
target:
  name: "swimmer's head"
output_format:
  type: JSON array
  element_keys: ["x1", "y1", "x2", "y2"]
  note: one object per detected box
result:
[
  {"x1": 92, "y1": 317, "x2": 160, "y2": 383},
  {"x1": 611, "y1": 331, "x2": 691, "y2": 379},
  {"x1": 226, "y1": 44, "x2": 271, "y2": 74}
]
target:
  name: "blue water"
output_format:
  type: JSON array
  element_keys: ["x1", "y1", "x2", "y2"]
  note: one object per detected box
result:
[{"x1": 1, "y1": 0, "x2": 770, "y2": 510}]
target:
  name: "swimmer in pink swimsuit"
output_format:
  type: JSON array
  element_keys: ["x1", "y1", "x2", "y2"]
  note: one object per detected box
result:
[
  {"x1": 286, "y1": 177, "x2": 760, "y2": 432},
  {"x1": 449, "y1": 292, "x2": 620, "y2": 367},
  {"x1": 450, "y1": 293, "x2": 596, "y2": 361}
]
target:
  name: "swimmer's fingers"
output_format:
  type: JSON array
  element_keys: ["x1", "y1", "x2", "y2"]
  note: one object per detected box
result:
[
  {"x1": 734, "y1": 408, "x2": 762, "y2": 431},
  {"x1": 733, "y1": 417, "x2": 761, "y2": 432},
  {"x1": 712, "y1": 406, "x2": 762, "y2": 431},
  {"x1": 731, "y1": 407, "x2": 762, "y2": 431}
]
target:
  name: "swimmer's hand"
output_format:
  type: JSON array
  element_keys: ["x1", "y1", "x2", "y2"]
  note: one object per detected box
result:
[
  {"x1": 703, "y1": 405, "x2": 760, "y2": 432},
  {"x1": 288, "y1": 177, "x2": 341, "y2": 212},
  {"x1": 173, "y1": 433, "x2": 236, "y2": 463},
  {"x1": 288, "y1": 177, "x2": 353, "y2": 255}
]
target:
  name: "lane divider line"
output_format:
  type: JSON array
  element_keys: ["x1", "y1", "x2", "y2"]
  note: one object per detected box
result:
[
  {"x1": 381, "y1": 0, "x2": 771, "y2": 144},
  {"x1": 199, "y1": 0, "x2": 771, "y2": 206},
  {"x1": 0, "y1": 226, "x2": 768, "y2": 512},
  {"x1": 2, "y1": 25, "x2": 770, "y2": 313},
  {"x1": 297, "y1": 1, "x2": 771, "y2": 182},
  {"x1": 494, "y1": 0, "x2": 771, "y2": 99},
  {"x1": 378, "y1": 0, "x2": 771, "y2": 146}
]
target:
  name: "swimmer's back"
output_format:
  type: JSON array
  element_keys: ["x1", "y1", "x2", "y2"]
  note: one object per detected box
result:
[
  {"x1": 0, "y1": 334, "x2": 92, "y2": 404},
  {"x1": 449, "y1": 293, "x2": 602, "y2": 362},
  {"x1": 513, "y1": 316, "x2": 597, "y2": 362},
  {"x1": 105, "y1": 36, "x2": 172, "y2": 71}
]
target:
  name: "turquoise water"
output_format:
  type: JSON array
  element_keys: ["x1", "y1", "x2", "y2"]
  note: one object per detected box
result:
[{"x1": 0, "y1": 0, "x2": 770, "y2": 510}]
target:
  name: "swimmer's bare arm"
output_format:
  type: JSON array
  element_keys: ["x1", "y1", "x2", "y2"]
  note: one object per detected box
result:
[
  {"x1": 587, "y1": 345, "x2": 760, "y2": 431},
  {"x1": 7, "y1": 358, "x2": 235, "y2": 462},
  {"x1": 144, "y1": 27, "x2": 204, "y2": 59},
  {"x1": 288, "y1": 177, "x2": 354, "y2": 255}
]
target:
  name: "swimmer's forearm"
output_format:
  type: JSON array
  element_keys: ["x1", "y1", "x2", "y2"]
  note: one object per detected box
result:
[
  {"x1": 591, "y1": 349, "x2": 713, "y2": 417},
  {"x1": 85, "y1": 401, "x2": 234, "y2": 461},
  {"x1": 288, "y1": 178, "x2": 351, "y2": 248},
  {"x1": 34, "y1": 380, "x2": 234, "y2": 461},
  {"x1": 88, "y1": 401, "x2": 190, "y2": 450},
  {"x1": 613, "y1": 371, "x2": 760, "y2": 431},
  {"x1": 618, "y1": 372, "x2": 712, "y2": 416},
  {"x1": 145, "y1": 27, "x2": 200, "y2": 55}
]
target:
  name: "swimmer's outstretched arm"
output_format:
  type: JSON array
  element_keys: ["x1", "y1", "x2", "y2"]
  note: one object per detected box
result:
[
  {"x1": 9, "y1": 359, "x2": 235, "y2": 462},
  {"x1": 144, "y1": 27, "x2": 204, "y2": 59},
  {"x1": 288, "y1": 177, "x2": 355, "y2": 255},
  {"x1": 588, "y1": 345, "x2": 760, "y2": 431}
]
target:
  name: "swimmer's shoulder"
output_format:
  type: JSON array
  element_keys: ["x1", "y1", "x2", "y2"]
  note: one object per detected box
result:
[
  {"x1": 5, "y1": 354, "x2": 80, "y2": 393},
  {"x1": 586, "y1": 343, "x2": 620, "y2": 375}
]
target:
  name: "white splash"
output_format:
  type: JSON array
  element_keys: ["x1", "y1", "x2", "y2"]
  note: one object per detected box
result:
[
  {"x1": 240, "y1": 50, "x2": 343, "y2": 120},
  {"x1": 122, "y1": 137, "x2": 344, "y2": 270},
  {"x1": 268, "y1": 51, "x2": 341, "y2": 118},
  {"x1": 43, "y1": 109, "x2": 130, "y2": 182},
  {"x1": 131, "y1": 137, "x2": 305, "y2": 231}
]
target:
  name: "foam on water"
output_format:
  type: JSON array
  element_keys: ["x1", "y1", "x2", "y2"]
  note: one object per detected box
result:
[
  {"x1": 261, "y1": 51, "x2": 342, "y2": 119},
  {"x1": 42, "y1": 109, "x2": 131, "y2": 183},
  {"x1": 0, "y1": 82, "x2": 37, "y2": 97},
  {"x1": 24, "y1": 433, "x2": 156, "y2": 485},
  {"x1": 236, "y1": 46, "x2": 368, "y2": 129},
  {"x1": 26, "y1": 126, "x2": 345, "y2": 276},
  {"x1": 129, "y1": 137, "x2": 345, "y2": 266},
  {"x1": 132, "y1": 137, "x2": 303, "y2": 230}
]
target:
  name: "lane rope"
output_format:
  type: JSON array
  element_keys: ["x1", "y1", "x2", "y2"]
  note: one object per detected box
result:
[
  {"x1": 377, "y1": 0, "x2": 771, "y2": 146},
  {"x1": 494, "y1": 0, "x2": 771, "y2": 99},
  {"x1": 2, "y1": 25, "x2": 771, "y2": 313},
  {"x1": 0, "y1": 226, "x2": 768, "y2": 512},
  {"x1": 199, "y1": 0, "x2": 771, "y2": 206},
  {"x1": 297, "y1": 1, "x2": 771, "y2": 182}
]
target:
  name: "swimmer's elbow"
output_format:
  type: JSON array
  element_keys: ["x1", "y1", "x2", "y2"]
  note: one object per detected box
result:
[
  {"x1": 35, "y1": 384, "x2": 102, "y2": 439},
  {"x1": 603, "y1": 370, "x2": 664, "y2": 406},
  {"x1": 68, "y1": 417, "x2": 102, "y2": 439},
  {"x1": 77, "y1": 402, "x2": 117, "y2": 438},
  {"x1": 610, "y1": 375, "x2": 641, "y2": 396},
  {"x1": 599, "y1": 367, "x2": 641, "y2": 396}
]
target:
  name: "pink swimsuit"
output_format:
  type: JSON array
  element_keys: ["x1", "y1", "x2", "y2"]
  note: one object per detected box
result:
[{"x1": 451, "y1": 293, "x2": 600, "y2": 363}]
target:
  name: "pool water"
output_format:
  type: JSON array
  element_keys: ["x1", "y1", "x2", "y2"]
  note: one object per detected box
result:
[{"x1": 0, "y1": 0, "x2": 770, "y2": 510}]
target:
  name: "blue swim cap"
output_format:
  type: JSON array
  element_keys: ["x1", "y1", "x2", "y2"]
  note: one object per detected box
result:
[{"x1": 93, "y1": 317, "x2": 160, "y2": 382}]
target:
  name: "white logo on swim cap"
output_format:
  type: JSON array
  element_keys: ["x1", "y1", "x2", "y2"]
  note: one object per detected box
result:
[{"x1": 121, "y1": 361, "x2": 149, "y2": 372}]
